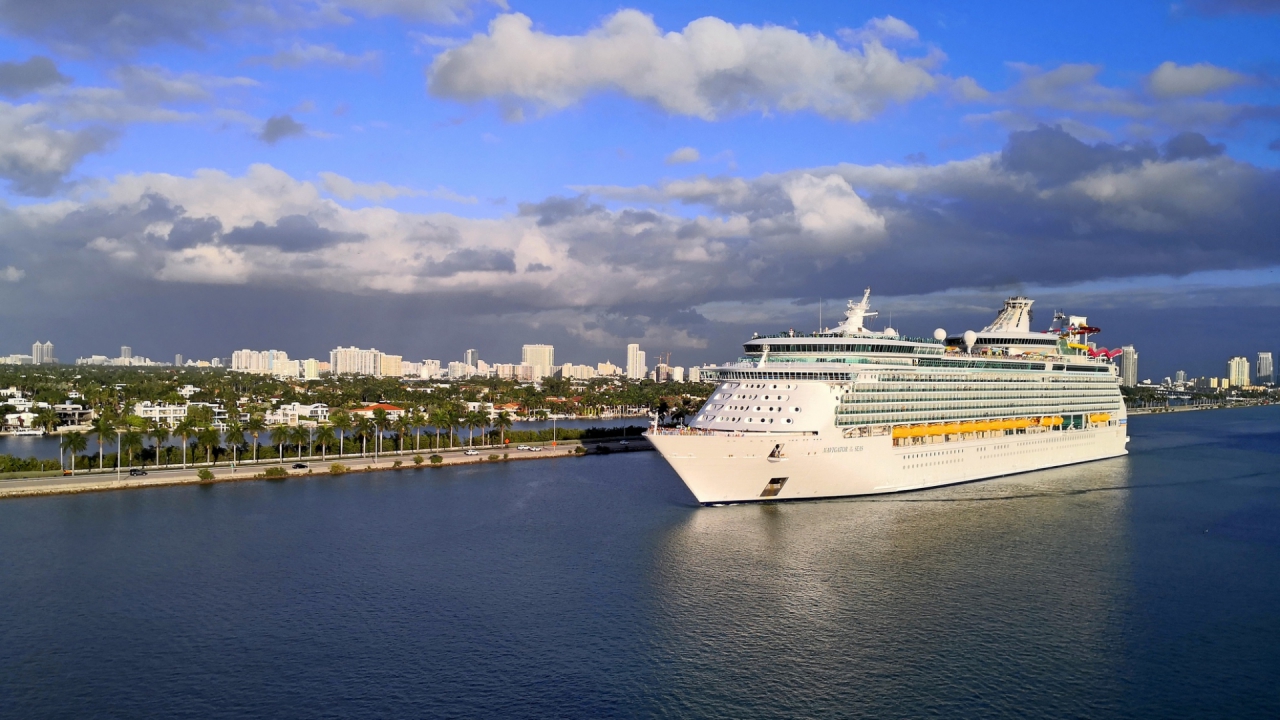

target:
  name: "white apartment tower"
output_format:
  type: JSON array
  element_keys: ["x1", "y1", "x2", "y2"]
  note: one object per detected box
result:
[
  {"x1": 1227, "y1": 356, "x2": 1250, "y2": 388},
  {"x1": 330, "y1": 346, "x2": 381, "y2": 375},
  {"x1": 31, "y1": 341, "x2": 53, "y2": 364},
  {"x1": 1119, "y1": 345, "x2": 1138, "y2": 387},
  {"x1": 521, "y1": 344, "x2": 554, "y2": 379},
  {"x1": 464, "y1": 349, "x2": 479, "y2": 367},
  {"x1": 1257, "y1": 352, "x2": 1274, "y2": 385},
  {"x1": 626, "y1": 343, "x2": 646, "y2": 380}
]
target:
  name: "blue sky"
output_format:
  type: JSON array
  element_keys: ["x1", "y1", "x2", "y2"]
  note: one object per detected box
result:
[{"x1": 0, "y1": 0, "x2": 1277, "y2": 379}]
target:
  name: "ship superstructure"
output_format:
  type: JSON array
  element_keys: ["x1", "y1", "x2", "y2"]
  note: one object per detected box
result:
[{"x1": 648, "y1": 291, "x2": 1128, "y2": 504}]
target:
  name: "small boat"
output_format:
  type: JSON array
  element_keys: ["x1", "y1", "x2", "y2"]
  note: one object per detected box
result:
[{"x1": 7, "y1": 428, "x2": 45, "y2": 436}]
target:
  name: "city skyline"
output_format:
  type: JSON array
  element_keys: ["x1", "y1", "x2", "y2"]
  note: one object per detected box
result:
[{"x1": 0, "y1": 2, "x2": 1276, "y2": 379}]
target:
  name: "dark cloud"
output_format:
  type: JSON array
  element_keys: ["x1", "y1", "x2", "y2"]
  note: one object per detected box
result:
[
  {"x1": 258, "y1": 114, "x2": 306, "y2": 144},
  {"x1": 1269, "y1": 138, "x2": 1280, "y2": 151},
  {"x1": 424, "y1": 248, "x2": 516, "y2": 277},
  {"x1": 166, "y1": 215, "x2": 223, "y2": 248},
  {"x1": 0, "y1": 123, "x2": 115, "y2": 196},
  {"x1": 0, "y1": 56, "x2": 70, "y2": 97},
  {"x1": 0, "y1": 0, "x2": 231, "y2": 53},
  {"x1": 1000, "y1": 124, "x2": 1157, "y2": 186},
  {"x1": 517, "y1": 194, "x2": 604, "y2": 226},
  {"x1": 223, "y1": 215, "x2": 358, "y2": 251},
  {"x1": 524, "y1": 262, "x2": 552, "y2": 272},
  {"x1": 1162, "y1": 132, "x2": 1225, "y2": 160}
]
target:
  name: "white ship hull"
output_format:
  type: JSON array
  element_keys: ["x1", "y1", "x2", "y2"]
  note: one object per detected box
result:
[{"x1": 649, "y1": 424, "x2": 1128, "y2": 504}]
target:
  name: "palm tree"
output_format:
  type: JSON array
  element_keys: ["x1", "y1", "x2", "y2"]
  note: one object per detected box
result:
[
  {"x1": 223, "y1": 419, "x2": 243, "y2": 466},
  {"x1": 121, "y1": 428, "x2": 143, "y2": 468},
  {"x1": 314, "y1": 424, "x2": 336, "y2": 460},
  {"x1": 274, "y1": 424, "x2": 288, "y2": 463},
  {"x1": 61, "y1": 431, "x2": 87, "y2": 475},
  {"x1": 394, "y1": 413, "x2": 412, "y2": 453},
  {"x1": 34, "y1": 406, "x2": 59, "y2": 434},
  {"x1": 197, "y1": 426, "x2": 220, "y2": 465},
  {"x1": 356, "y1": 416, "x2": 374, "y2": 457},
  {"x1": 428, "y1": 406, "x2": 448, "y2": 450},
  {"x1": 294, "y1": 425, "x2": 311, "y2": 460},
  {"x1": 495, "y1": 411, "x2": 513, "y2": 447},
  {"x1": 331, "y1": 410, "x2": 353, "y2": 458},
  {"x1": 412, "y1": 409, "x2": 427, "y2": 448},
  {"x1": 149, "y1": 421, "x2": 170, "y2": 468},
  {"x1": 174, "y1": 418, "x2": 196, "y2": 469},
  {"x1": 371, "y1": 409, "x2": 390, "y2": 458},
  {"x1": 90, "y1": 412, "x2": 115, "y2": 471},
  {"x1": 465, "y1": 410, "x2": 486, "y2": 447},
  {"x1": 245, "y1": 414, "x2": 266, "y2": 463}
]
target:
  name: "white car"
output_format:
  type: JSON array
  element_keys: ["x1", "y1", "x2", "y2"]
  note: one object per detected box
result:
[
  {"x1": 516, "y1": 445, "x2": 531, "y2": 450},
  {"x1": 527, "y1": 446, "x2": 542, "y2": 452},
  {"x1": 464, "y1": 449, "x2": 479, "y2": 456}
]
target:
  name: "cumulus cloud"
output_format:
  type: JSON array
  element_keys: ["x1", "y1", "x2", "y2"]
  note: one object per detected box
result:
[
  {"x1": 428, "y1": 10, "x2": 942, "y2": 121},
  {"x1": 259, "y1": 113, "x2": 307, "y2": 143},
  {"x1": 1146, "y1": 61, "x2": 1248, "y2": 98},
  {"x1": 245, "y1": 42, "x2": 380, "y2": 70},
  {"x1": 665, "y1": 147, "x2": 700, "y2": 165},
  {"x1": 0, "y1": 102, "x2": 114, "y2": 195},
  {"x1": 0, "y1": 56, "x2": 70, "y2": 98},
  {"x1": 0, "y1": 265, "x2": 24, "y2": 281},
  {"x1": 2, "y1": 128, "x2": 1276, "y2": 352},
  {"x1": 971, "y1": 60, "x2": 1268, "y2": 137}
]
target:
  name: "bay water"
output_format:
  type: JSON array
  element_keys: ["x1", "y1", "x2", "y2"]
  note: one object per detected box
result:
[{"x1": 2, "y1": 407, "x2": 1278, "y2": 718}]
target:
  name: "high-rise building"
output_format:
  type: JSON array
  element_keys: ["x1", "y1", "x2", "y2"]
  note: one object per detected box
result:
[
  {"x1": 1119, "y1": 345, "x2": 1138, "y2": 387},
  {"x1": 379, "y1": 354, "x2": 403, "y2": 377},
  {"x1": 31, "y1": 341, "x2": 53, "y2": 364},
  {"x1": 1227, "y1": 356, "x2": 1250, "y2": 388},
  {"x1": 175, "y1": 354, "x2": 183, "y2": 366},
  {"x1": 330, "y1": 346, "x2": 381, "y2": 375},
  {"x1": 303, "y1": 358, "x2": 320, "y2": 380},
  {"x1": 1174, "y1": 370, "x2": 1187, "y2": 384},
  {"x1": 626, "y1": 343, "x2": 646, "y2": 380},
  {"x1": 120, "y1": 346, "x2": 132, "y2": 360},
  {"x1": 521, "y1": 344, "x2": 554, "y2": 379},
  {"x1": 464, "y1": 349, "x2": 479, "y2": 367},
  {"x1": 1257, "y1": 352, "x2": 1274, "y2": 385}
]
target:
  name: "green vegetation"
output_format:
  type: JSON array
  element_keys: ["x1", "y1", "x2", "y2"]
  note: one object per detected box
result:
[
  {"x1": 412, "y1": 454, "x2": 424, "y2": 466},
  {"x1": 330, "y1": 463, "x2": 349, "y2": 475},
  {"x1": 197, "y1": 468, "x2": 214, "y2": 481},
  {"x1": 259, "y1": 466, "x2": 288, "y2": 479},
  {"x1": 430, "y1": 454, "x2": 443, "y2": 465}
]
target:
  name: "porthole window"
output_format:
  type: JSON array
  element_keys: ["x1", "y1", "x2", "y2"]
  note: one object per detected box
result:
[{"x1": 785, "y1": 418, "x2": 793, "y2": 424}]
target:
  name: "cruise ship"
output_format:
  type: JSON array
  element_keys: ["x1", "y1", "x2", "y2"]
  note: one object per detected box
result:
[{"x1": 648, "y1": 290, "x2": 1129, "y2": 504}]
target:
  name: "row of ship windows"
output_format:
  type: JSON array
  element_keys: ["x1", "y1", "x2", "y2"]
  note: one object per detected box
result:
[
  {"x1": 842, "y1": 391, "x2": 1117, "y2": 403},
  {"x1": 872, "y1": 374, "x2": 1115, "y2": 384},
  {"x1": 865, "y1": 376, "x2": 1116, "y2": 386},
  {"x1": 701, "y1": 416, "x2": 796, "y2": 425}
]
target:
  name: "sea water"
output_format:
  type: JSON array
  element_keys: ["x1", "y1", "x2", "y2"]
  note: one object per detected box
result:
[{"x1": 2, "y1": 406, "x2": 1278, "y2": 718}]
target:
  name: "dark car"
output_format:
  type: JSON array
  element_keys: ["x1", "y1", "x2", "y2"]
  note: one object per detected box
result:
[
  {"x1": 128, "y1": 468, "x2": 147, "y2": 476},
  {"x1": 292, "y1": 463, "x2": 308, "y2": 469}
]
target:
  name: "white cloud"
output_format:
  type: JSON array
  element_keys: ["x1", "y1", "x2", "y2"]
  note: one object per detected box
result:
[
  {"x1": 320, "y1": 171, "x2": 477, "y2": 203},
  {"x1": 783, "y1": 173, "x2": 885, "y2": 242},
  {"x1": 245, "y1": 42, "x2": 380, "y2": 70},
  {"x1": 0, "y1": 101, "x2": 114, "y2": 195},
  {"x1": 836, "y1": 15, "x2": 919, "y2": 45},
  {"x1": 428, "y1": 10, "x2": 942, "y2": 121},
  {"x1": 333, "y1": 0, "x2": 507, "y2": 24},
  {"x1": 665, "y1": 146, "x2": 700, "y2": 165},
  {"x1": 1145, "y1": 61, "x2": 1249, "y2": 98},
  {"x1": 0, "y1": 265, "x2": 24, "y2": 281}
]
